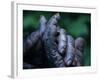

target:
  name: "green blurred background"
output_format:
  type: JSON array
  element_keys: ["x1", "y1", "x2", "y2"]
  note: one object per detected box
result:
[{"x1": 23, "y1": 10, "x2": 91, "y2": 66}]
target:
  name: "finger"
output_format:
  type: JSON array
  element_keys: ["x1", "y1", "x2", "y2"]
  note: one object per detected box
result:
[
  {"x1": 74, "y1": 37, "x2": 85, "y2": 66},
  {"x1": 46, "y1": 13, "x2": 60, "y2": 38},
  {"x1": 75, "y1": 37, "x2": 85, "y2": 52},
  {"x1": 40, "y1": 15, "x2": 47, "y2": 24},
  {"x1": 64, "y1": 35, "x2": 75, "y2": 66},
  {"x1": 48, "y1": 13, "x2": 60, "y2": 26},
  {"x1": 39, "y1": 15, "x2": 47, "y2": 36},
  {"x1": 58, "y1": 28, "x2": 67, "y2": 56},
  {"x1": 74, "y1": 49, "x2": 83, "y2": 66}
]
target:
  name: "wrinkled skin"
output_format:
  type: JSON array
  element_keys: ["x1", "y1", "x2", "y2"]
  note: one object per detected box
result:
[
  {"x1": 64, "y1": 35, "x2": 75, "y2": 66},
  {"x1": 58, "y1": 28, "x2": 67, "y2": 55},
  {"x1": 74, "y1": 37, "x2": 85, "y2": 66},
  {"x1": 23, "y1": 15, "x2": 47, "y2": 55},
  {"x1": 75, "y1": 37, "x2": 85, "y2": 52},
  {"x1": 23, "y1": 13, "x2": 85, "y2": 68},
  {"x1": 43, "y1": 13, "x2": 65, "y2": 67}
]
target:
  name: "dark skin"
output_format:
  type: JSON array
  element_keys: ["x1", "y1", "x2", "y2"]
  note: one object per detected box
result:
[{"x1": 23, "y1": 13, "x2": 85, "y2": 69}]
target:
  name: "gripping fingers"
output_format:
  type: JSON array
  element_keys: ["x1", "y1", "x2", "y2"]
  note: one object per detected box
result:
[
  {"x1": 58, "y1": 28, "x2": 67, "y2": 55},
  {"x1": 39, "y1": 15, "x2": 47, "y2": 36},
  {"x1": 64, "y1": 35, "x2": 75, "y2": 66},
  {"x1": 48, "y1": 13, "x2": 60, "y2": 26},
  {"x1": 74, "y1": 37, "x2": 85, "y2": 66},
  {"x1": 75, "y1": 37, "x2": 85, "y2": 52}
]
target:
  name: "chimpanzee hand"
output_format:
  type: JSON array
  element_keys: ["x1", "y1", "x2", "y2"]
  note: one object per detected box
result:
[
  {"x1": 23, "y1": 13, "x2": 85, "y2": 68},
  {"x1": 43, "y1": 13, "x2": 85, "y2": 67}
]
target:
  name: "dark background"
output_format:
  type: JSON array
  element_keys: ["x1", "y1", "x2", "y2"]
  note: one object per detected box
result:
[{"x1": 23, "y1": 10, "x2": 91, "y2": 66}]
